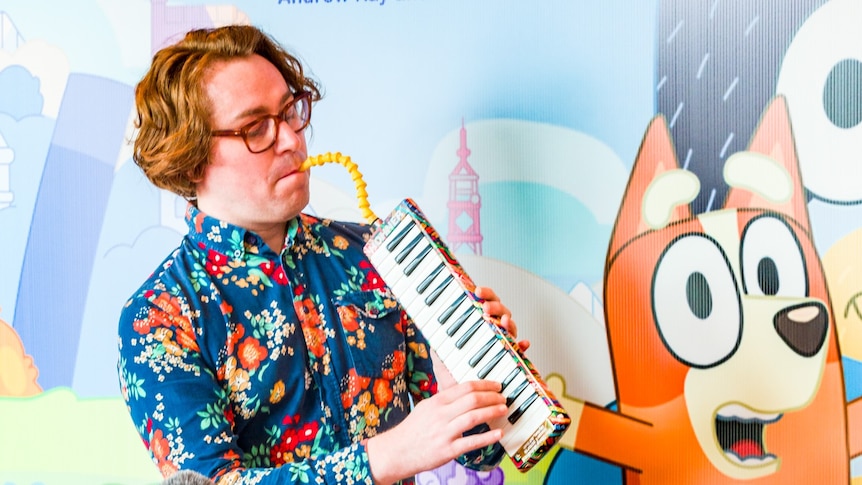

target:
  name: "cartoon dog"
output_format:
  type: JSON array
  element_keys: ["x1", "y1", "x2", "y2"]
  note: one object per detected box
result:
[{"x1": 547, "y1": 95, "x2": 862, "y2": 483}]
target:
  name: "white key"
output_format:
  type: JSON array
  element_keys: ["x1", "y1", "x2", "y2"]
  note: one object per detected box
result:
[
  {"x1": 387, "y1": 256, "x2": 442, "y2": 312},
  {"x1": 445, "y1": 324, "x2": 497, "y2": 381},
  {"x1": 406, "y1": 282, "x2": 464, "y2": 339},
  {"x1": 426, "y1": 298, "x2": 476, "y2": 350},
  {"x1": 480, "y1": 352, "x2": 518, "y2": 384},
  {"x1": 434, "y1": 311, "x2": 484, "y2": 365},
  {"x1": 463, "y1": 342, "x2": 510, "y2": 383},
  {"x1": 453, "y1": 337, "x2": 501, "y2": 382}
]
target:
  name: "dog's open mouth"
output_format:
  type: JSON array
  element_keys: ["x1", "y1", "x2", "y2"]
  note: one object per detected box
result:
[{"x1": 715, "y1": 404, "x2": 781, "y2": 466}]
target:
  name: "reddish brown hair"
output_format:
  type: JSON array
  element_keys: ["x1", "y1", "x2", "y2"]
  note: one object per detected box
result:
[{"x1": 133, "y1": 25, "x2": 321, "y2": 198}]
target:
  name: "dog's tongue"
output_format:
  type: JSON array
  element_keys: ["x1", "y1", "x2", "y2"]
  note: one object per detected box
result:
[{"x1": 730, "y1": 439, "x2": 763, "y2": 459}]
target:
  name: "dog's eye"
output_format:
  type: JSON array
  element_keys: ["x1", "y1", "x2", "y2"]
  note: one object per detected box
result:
[
  {"x1": 740, "y1": 216, "x2": 807, "y2": 298},
  {"x1": 653, "y1": 234, "x2": 742, "y2": 368}
]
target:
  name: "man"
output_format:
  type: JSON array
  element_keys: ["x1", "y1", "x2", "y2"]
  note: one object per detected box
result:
[{"x1": 119, "y1": 25, "x2": 523, "y2": 484}]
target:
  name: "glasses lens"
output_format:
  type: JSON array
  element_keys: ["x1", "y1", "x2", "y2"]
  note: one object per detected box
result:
[
  {"x1": 244, "y1": 117, "x2": 277, "y2": 153},
  {"x1": 283, "y1": 94, "x2": 310, "y2": 132}
]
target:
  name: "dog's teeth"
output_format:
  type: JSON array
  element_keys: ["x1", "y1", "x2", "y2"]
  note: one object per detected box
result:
[
  {"x1": 717, "y1": 404, "x2": 780, "y2": 422},
  {"x1": 725, "y1": 451, "x2": 777, "y2": 466}
]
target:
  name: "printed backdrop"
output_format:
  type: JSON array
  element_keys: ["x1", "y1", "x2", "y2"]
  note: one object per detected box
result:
[{"x1": 1, "y1": 1, "x2": 861, "y2": 483}]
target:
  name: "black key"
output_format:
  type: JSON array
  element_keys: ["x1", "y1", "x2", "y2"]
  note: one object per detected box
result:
[
  {"x1": 508, "y1": 392, "x2": 539, "y2": 424},
  {"x1": 501, "y1": 368, "x2": 519, "y2": 389},
  {"x1": 506, "y1": 379, "x2": 529, "y2": 407},
  {"x1": 438, "y1": 293, "x2": 467, "y2": 324},
  {"x1": 395, "y1": 233, "x2": 424, "y2": 264},
  {"x1": 447, "y1": 307, "x2": 477, "y2": 337},
  {"x1": 425, "y1": 275, "x2": 453, "y2": 306},
  {"x1": 455, "y1": 318, "x2": 484, "y2": 349},
  {"x1": 478, "y1": 349, "x2": 507, "y2": 379},
  {"x1": 386, "y1": 220, "x2": 416, "y2": 252},
  {"x1": 417, "y1": 263, "x2": 444, "y2": 294},
  {"x1": 404, "y1": 245, "x2": 432, "y2": 276},
  {"x1": 468, "y1": 338, "x2": 497, "y2": 367}
]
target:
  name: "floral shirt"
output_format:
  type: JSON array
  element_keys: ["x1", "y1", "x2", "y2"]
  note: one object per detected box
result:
[{"x1": 118, "y1": 205, "x2": 502, "y2": 484}]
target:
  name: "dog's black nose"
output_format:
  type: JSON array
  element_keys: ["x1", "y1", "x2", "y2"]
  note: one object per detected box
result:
[{"x1": 773, "y1": 302, "x2": 829, "y2": 357}]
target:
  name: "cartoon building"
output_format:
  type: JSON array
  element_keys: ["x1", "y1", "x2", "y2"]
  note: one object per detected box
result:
[{"x1": 446, "y1": 120, "x2": 483, "y2": 255}]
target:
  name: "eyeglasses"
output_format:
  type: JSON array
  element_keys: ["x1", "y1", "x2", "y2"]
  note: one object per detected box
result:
[{"x1": 211, "y1": 91, "x2": 312, "y2": 153}]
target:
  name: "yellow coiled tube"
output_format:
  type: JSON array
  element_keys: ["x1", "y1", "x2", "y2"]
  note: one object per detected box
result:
[{"x1": 300, "y1": 152, "x2": 378, "y2": 224}]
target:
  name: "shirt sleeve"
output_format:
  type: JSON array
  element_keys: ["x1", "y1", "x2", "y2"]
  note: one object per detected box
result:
[{"x1": 117, "y1": 293, "x2": 376, "y2": 484}]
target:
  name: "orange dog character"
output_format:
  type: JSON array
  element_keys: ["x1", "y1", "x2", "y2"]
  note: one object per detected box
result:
[{"x1": 549, "y1": 95, "x2": 862, "y2": 483}]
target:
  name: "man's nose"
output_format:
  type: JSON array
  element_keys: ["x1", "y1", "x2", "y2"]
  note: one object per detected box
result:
[{"x1": 274, "y1": 120, "x2": 303, "y2": 151}]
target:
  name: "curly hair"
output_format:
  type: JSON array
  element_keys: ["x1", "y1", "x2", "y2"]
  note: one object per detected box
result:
[{"x1": 133, "y1": 25, "x2": 322, "y2": 198}]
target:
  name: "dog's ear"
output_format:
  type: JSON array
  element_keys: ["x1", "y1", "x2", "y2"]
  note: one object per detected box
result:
[
  {"x1": 723, "y1": 95, "x2": 811, "y2": 233},
  {"x1": 608, "y1": 115, "x2": 692, "y2": 259}
]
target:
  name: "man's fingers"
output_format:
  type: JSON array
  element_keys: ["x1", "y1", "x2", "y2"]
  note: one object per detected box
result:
[{"x1": 451, "y1": 424, "x2": 504, "y2": 455}]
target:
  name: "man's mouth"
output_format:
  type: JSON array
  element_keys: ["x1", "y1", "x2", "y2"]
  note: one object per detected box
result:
[{"x1": 715, "y1": 404, "x2": 781, "y2": 466}]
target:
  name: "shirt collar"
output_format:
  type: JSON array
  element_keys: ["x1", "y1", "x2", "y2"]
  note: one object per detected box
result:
[{"x1": 184, "y1": 203, "x2": 304, "y2": 259}]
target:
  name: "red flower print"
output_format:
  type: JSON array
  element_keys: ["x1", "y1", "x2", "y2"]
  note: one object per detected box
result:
[
  {"x1": 382, "y1": 350, "x2": 406, "y2": 380},
  {"x1": 207, "y1": 249, "x2": 228, "y2": 266},
  {"x1": 338, "y1": 306, "x2": 360, "y2": 332},
  {"x1": 361, "y1": 270, "x2": 386, "y2": 291},
  {"x1": 302, "y1": 325, "x2": 326, "y2": 359},
  {"x1": 258, "y1": 260, "x2": 275, "y2": 276},
  {"x1": 153, "y1": 292, "x2": 182, "y2": 315},
  {"x1": 132, "y1": 318, "x2": 151, "y2": 335},
  {"x1": 226, "y1": 324, "x2": 246, "y2": 354},
  {"x1": 219, "y1": 300, "x2": 233, "y2": 316},
  {"x1": 295, "y1": 298, "x2": 321, "y2": 328},
  {"x1": 395, "y1": 311, "x2": 409, "y2": 333},
  {"x1": 171, "y1": 316, "x2": 199, "y2": 353},
  {"x1": 144, "y1": 295, "x2": 200, "y2": 352},
  {"x1": 282, "y1": 429, "x2": 298, "y2": 450},
  {"x1": 373, "y1": 378, "x2": 393, "y2": 408},
  {"x1": 238, "y1": 336, "x2": 268, "y2": 370},
  {"x1": 149, "y1": 429, "x2": 170, "y2": 461},
  {"x1": 204, "y1": 249, "x2": 229, "y2": 276},
  {"x1": 270, "y1": 435, "x2": 295, "y2": 464},
  {"x1": 273, "y1": 265, "x2": 288, "y2": 285},
  {"x1": 224, "y1": 405, "x2": 235, "y2": 428},
  {"x1": 341, "y1": 369, "x2": 370, "y2": 408},
  {"x1": 296, "y1": 299, "x2": 326, "y2": 358},
  {"x1": 148, "y1": 310, "x2": 174, "y2": 329},
  {"x1": 297, "y1": 421, "x2": 319, "y2": 443},
  {"x1": 174, "y1": 326, "x2": 200, "y2": 353},
  {"x1": 270, "y1": 418, "x2": 319, "y2": 464}
]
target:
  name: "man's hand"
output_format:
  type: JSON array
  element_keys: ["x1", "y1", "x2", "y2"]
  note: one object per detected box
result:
[
  {"x1": 366, "y1": 380, "x2": 507, "y2": 485},
  {"x1": 474, "y1": 286, "x2": 530, "y2": 352}
]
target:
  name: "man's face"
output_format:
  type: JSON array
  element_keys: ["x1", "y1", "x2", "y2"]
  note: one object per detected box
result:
[{"x1": 195, "y1": 54, "x2": 311, "y2": 247}]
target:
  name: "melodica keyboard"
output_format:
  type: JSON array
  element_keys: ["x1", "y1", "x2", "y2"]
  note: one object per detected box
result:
[{"x1": 364, "y1": 199, "x2": 570, "y2": 472}]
